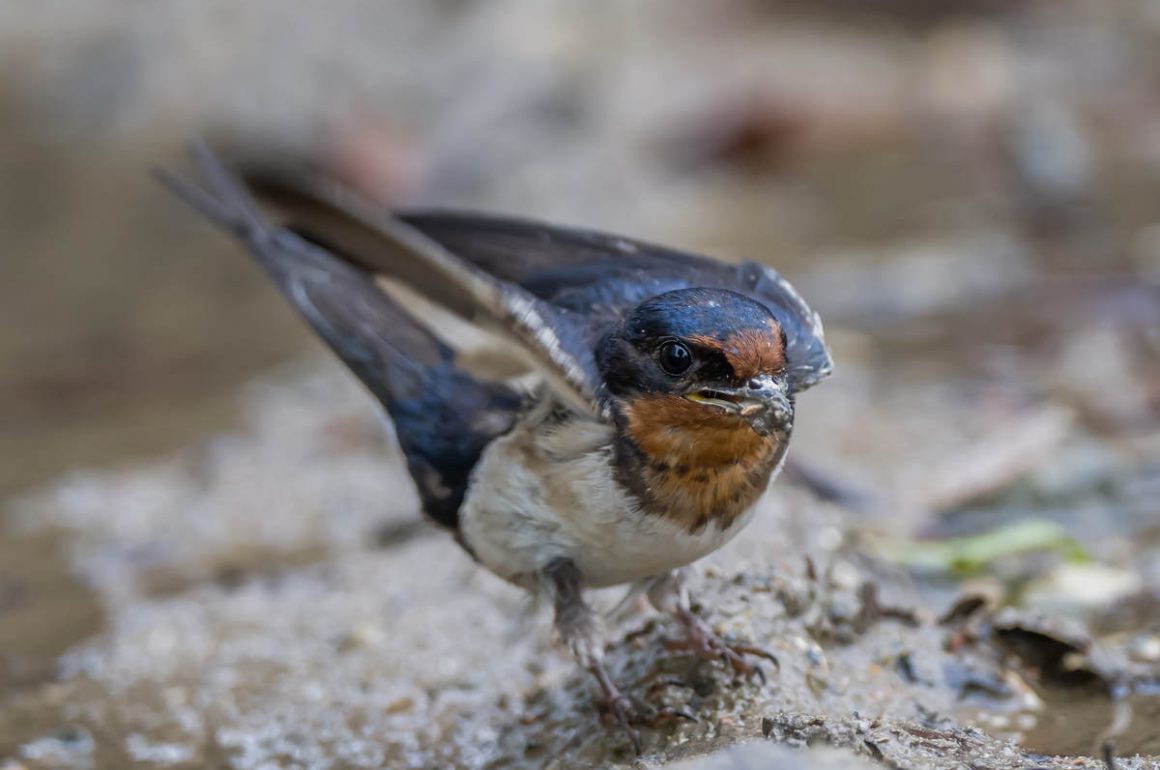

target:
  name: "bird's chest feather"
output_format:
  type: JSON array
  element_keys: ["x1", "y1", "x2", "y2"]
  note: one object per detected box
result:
[
  {"x1": 617, "y1": 395, "x2": 786, "y2": 533},
  {"x1": 457, "y1": 401, "x2": 770, "y2": 588}
]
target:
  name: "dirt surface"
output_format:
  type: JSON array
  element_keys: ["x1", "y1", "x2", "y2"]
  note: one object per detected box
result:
[
  {"x1": 2, "y1": 1, "x2": 1160, "y2": 769},
  {"x1": 2, "y1": 365, "x2": 1155, "y2": 769}
]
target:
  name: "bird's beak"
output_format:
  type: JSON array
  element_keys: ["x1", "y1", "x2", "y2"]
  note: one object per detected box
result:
[{"x1": 684, "y1": 373, "x2": 792, "y2": 436}]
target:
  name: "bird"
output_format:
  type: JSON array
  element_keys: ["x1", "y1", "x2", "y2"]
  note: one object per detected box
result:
[{"x1": 157, "y1": 143, "x2": 832, "y2": 752}]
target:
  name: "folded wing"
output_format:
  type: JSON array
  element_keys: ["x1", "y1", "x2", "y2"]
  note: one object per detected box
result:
[
  {"x1": 393, "y1": 212, "x2": 833, "y2": 391},
  {"x1": 245, "y1": 167, "x2": 832, "y2": 395},
  {"x1": 243, "y1": 166, "x2": 608, "y2": 415}
]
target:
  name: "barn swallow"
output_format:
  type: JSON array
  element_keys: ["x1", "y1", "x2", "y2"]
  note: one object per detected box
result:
[{"x1": 157, "y1": 144, "x2": 832, "y2": 751}]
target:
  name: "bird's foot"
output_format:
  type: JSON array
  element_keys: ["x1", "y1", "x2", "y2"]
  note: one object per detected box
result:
[
  {"x1": 590, "y1": 663, "x2": 642, "y2": 753},
  {"x1": 591, "y1": 664, "x2": 698, "y2": 753},
  {"x1": 665, "y1": 606, "x2": 778, "y2": 683}
]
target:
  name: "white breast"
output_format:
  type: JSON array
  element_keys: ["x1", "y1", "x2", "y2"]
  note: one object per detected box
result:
[{"x1": 458, "y1": 405, "x2": 760, "y2": 589}]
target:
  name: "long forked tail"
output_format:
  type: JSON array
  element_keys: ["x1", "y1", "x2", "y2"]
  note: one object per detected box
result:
[{"x1": 156, "y1": 143, "x2": 521, "y2": 528}]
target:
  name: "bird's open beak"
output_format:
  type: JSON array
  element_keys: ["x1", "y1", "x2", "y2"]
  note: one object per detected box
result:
[{"x1": 684, "y1": 374, "x2": 792, "y2": 436}]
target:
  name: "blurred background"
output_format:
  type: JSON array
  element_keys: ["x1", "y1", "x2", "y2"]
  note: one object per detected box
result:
[{"x1": 1, "y1": 2, "x2": 1159, "y2": 768}]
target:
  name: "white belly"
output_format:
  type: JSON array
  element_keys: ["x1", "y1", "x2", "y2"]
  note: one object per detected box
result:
[{"x1": 458, "y1": 410, "x2": 759, "y2": 589}]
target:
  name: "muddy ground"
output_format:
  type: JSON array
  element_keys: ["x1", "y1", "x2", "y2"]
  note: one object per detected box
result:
[{"x1": 2, "y1": 2, "x2": 1159, "y2": 768}]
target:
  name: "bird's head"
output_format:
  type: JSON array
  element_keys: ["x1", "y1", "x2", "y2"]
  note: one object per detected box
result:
[{"x1": 597, "y1": 288, "x2": 794, "y2": 463}]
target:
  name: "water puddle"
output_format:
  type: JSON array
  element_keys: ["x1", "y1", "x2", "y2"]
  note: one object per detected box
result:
[{"x1": 1020, "y1": 688, "x2": 1160, "y2": 758}]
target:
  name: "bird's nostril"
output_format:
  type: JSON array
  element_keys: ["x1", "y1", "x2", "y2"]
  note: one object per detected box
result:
[{"x1": 747, "y1": 378, "x2": 763, "y2": 390}]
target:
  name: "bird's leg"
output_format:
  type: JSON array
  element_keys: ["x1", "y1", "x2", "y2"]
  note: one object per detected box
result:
[
  {"x1": 543, "y1": 558, "x2": 641, "y2": 753},
  {"x1": 647, "y1": 569, "x2": 778, "y2": 681}
]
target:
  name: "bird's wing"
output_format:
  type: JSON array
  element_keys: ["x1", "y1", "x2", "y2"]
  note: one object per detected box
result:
[
  {"x1": 239, "y1": 164, "x2": 608, "y2": 416},
  {"x1": 394, "y1": 212, "x2": 833, "y2": 391},
  {"x1": 245, "y1": 170, "x2": 832, "y2": 393},
  {"x1": 156, "y1": 144, "x2": 525, "y2": 528}
]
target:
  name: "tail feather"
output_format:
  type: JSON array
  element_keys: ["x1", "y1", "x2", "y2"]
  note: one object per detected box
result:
[{"x1": 158, "y1": 143, "x2": 522, "y2": 528}]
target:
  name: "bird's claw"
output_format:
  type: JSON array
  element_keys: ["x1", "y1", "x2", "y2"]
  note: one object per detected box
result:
[
  {"x1": 595, "y1": 678, "x2": 699, "y2": 754},
  {"x1": 640, "y1": 673, "x2": 696, "y2": 698},
  {"x1": 590, "y1": 661, "x2": 647, "y2": 754},
  {"x1": 597, "y1": 692, "x2": 642, "y2": 754},
  {"x1": 642, "y1": 704, "x2": 698, "y2": 725},
  {"x1": 667, "y1": 608, "x2": 779, "y2": 682},
  {"x1": 603, "y1": 691, "x2": 691, "y2": 732}
]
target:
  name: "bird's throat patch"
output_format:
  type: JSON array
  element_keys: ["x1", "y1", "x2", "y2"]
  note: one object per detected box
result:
[{"x1": 618, "y1": 395, "x2": 782, "y2": 533}]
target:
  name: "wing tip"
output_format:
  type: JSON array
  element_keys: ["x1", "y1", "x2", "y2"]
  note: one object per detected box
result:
[
  {"x1": 155, "y1": 140, "x2": 275, "y2": 247},
  {"x1": 748, "y1": 263, "x2": 833, "y2": 391}
]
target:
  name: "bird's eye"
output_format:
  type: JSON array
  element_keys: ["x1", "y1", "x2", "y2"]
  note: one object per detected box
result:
[{"x1": 658, "y1": 341, "x2": 693, "y2": 375}]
